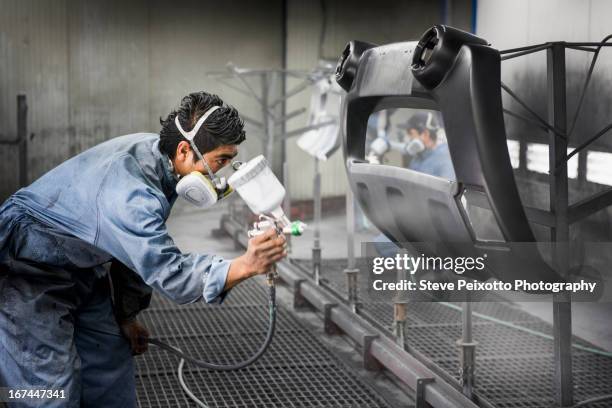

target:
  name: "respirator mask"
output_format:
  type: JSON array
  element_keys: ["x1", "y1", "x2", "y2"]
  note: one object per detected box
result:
[
  {"x1": 174, "y1": 106, "x2": 235, "y2": 208},
  {"x1": 405, "y1": 138, "x2": 426, "y2": 156},
  {"x1": 405, "y1": 112, "x2": 437, "y2": 156}
]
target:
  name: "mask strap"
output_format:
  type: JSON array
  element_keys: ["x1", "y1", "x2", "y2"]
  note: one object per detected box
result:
[
  {"x1": 174, "y1": 106, "x2": 221, "y2": 182},
  {"x1": 174, "y1": 106, "x2": 221, "y2": 141}
]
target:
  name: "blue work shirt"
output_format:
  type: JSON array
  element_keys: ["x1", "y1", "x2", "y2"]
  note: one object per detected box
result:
[
  {"x1": 409, "y1": 143, "x2": 456, "y2": 180},
  {"x1": 6, "y1": 133, "x2": 230, "y2": 304}
]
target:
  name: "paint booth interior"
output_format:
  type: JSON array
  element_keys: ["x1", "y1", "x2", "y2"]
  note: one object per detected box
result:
[{"x1": 3, "y1": 1, "x2": 612, "y2": 408}]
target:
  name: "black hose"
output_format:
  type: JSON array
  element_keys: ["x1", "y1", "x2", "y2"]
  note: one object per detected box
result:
[
  {"x1": 148, "y1": 284, "x2": 276, "y2": 371},
  {"x1": 75, "y1": 283, "x2": 277, "y2": 371}
]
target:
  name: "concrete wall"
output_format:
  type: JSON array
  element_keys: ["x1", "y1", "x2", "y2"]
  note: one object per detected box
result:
[
  {"x1": 0, "y1": 1, "x2": 70, "y2": 197},
  {"x1": 284, "y1": 0, "x2": 473, "y2": 199},
  {"x1": 0, "y1": 0, "x2": 475, "y2": 200},
  {"x1": 0, "y1": 0, "x2": 282, "y2": 199}
]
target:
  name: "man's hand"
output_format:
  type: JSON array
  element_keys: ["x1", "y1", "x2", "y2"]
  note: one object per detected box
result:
[
  {"x1": 119, "y1": 319, "x2": 150, "y2": 355},
  {"x1": 225, "y1": 229, "x2": 287, "y2": 290}
]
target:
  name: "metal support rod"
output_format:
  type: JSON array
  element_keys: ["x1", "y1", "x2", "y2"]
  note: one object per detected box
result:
[
  {"x1": 569, "y1": 187, "x2": 612, "y2": 224},
  {"x1": 565, "y1": 45, "x2": 597, "y2": 53},
  {"x1": 563, "y1": 41, "x2": 612, "y2": 47},
  {"x1": 345, "y1": 188, "x2": 356, "y2": 270},
  {"x1": 228, "y1": 64, "x2": 278, "y2": 120},
  {"x1": 503, "y1": 109, "x2": 549, "y2": 133},
  {"x1": 577, "y1": 149, "x2": 587, "y2": 188},
  {"x1": 264, "y1": 73, "x2": 277, "y2": 171},
  {"x1": 547, "y1": 43, "x2": 573, "y2": 408},
  {"x1": 519, "y1": 137, "x2": 528, "y2": 175},
  {"x1": 345, "y1": 270, "x2": 359, "y2": 312},
  {"x1": 500, "y1": 42, "x2": 550, "y2": 55},
  {"x1": 458, "y1": 301, "x2": 476, "y2": 400},
  {"x1": 17, "y1": 95, "x2": 28, "y2": 188},
  {"x1": 283, "y1": 161, "x2": 292, "y2": 254},
  {"x1": 312, "y1": 158, "x2": 322, "y2": 284},
  {"x1": 500, "y1": 44, "x2": 552, "y2": 61},
  {"x1": 269, "y1": 72, "x2": 285, "y2": 177},
  {"x1": 261, "y1": 72, "x2": 282, "y2": 176},
  {"x1": 565, "y1": 121, "x2": 612, "y2": 162},
  {"x1": 344, "y1": 187, "x2": 360, "y2": 311},
  {"x1": 393, "y1": 302, "x2": 407, "y2": 347},
  {"x1": 219, "y1": 215, "x2": 480, "y2": 408},
  {"x1": 501, "y1": 82, "x2": 565, "y2": 138},
  {"x1": 275, "y1": 259, "x2": 481, "y2": 408},
  {"x1": 261, "y1": 73, "x2": 271, "y2": 165},
  {"x1": 393, "y1": 250, "x2": 410, "y2": 348}
]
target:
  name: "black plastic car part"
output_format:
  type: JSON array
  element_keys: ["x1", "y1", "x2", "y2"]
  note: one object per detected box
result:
[
  {"x1": 336, "y1": 40, "x2": 377, "y2": 92},
  {"x1": 336, "y1": 25, "x2": 561, "y2": 284},
  {"x1": 412, "y1": 25, "x2": 488, "y2": 89}
]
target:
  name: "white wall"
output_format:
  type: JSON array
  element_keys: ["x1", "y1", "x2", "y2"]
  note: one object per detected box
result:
[
  {"x1": 476, "y1": 0, "x2": 612, "y2": 153},
  {"x1": 476, "y1": 0, "x2": 612, "y2": 232}
]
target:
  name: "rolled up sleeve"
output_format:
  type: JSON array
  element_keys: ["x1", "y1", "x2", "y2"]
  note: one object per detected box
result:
[{"x1": 203, "y1": 258, "x2": 232, "y2": 304}]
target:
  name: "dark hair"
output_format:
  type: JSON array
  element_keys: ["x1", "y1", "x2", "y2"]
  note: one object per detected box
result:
[
  {"x1": 406, "y1": 111, "x2": 439, "y2": 142},
  {"x1": 159, "y1": 91, "x2": 246, "y2": 159}
]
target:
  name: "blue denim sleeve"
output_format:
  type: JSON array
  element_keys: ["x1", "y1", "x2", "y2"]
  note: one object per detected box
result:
[
  {"x1": 95, "y1": 155, "x2": 230, "y2": 304},
  {"x1": 203, "y1": 260, "x2": 232, "y2": 304}
]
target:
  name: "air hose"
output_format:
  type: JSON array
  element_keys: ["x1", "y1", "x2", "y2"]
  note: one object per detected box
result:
[
  {"x1": 75, "y1": 271, "x2": 278, "y2": 408},
  {"x1": 147, "y1": 282, "x2": 277, "y2": 370},
  {"x1": 152, "y1": 278, "x2": 277, "y2": 408},
  {"x1": 149, "y1": 274, "x2": 277, "y2": 408}
]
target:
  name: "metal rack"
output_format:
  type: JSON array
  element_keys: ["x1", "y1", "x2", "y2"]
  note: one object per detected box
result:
[
  {"x1": 338, "y1": 38, "x2": 612, "y2": 407},
  {"x1": 135, "y1": 279, "x2": 394, "y2": 408},
  {"x1": 499, "y1": 39, "x2": 612, "y2": 407},
  {"x1": 302, "y1": 39, "x2": 612, "y2": 408},
  {"x1": 220, "y1": 39, "x2": 612, "y2": 408},
  {"x1": 209, "y1": 62, "x2": 338, "y2": 276},
  {"x1": 207, "y1": 63, "x2": 335, "y2": 177}
]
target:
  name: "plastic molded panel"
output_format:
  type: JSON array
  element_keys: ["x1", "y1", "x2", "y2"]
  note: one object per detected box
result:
[{"x1": 336, "y1": 26, "x2": 561, "y2": 284}]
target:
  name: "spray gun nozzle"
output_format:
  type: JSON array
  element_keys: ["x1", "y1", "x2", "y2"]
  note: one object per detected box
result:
[{"x1": 247, "y1": 216, "x2": 307, "y2": 238}]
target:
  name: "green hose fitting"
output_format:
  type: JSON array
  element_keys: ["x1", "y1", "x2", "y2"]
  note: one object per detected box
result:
[
  {"x1": 281, "y1": 220, "x2": 306, "y2": 236},
  {"x1": 290, "y1": 221, "x2": 303, "y2": 236}
]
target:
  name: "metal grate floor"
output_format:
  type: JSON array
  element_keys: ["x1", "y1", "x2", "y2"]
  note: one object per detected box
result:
[
  {"x1": 135, "y1": 277, "x2": 393, "y2": 407},
  {"x1": 292, "y1": 258, "x2": 612, "y2": 408}
]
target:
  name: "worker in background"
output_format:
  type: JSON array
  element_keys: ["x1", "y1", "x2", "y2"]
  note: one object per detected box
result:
[
  {"x1": 367, "y1": 110, "x2": 455, "y2": 180},
  {"x1": 368, "y1": 110, "x2": 455, "y2": 257},
  {"x1": 0, "y1": 91, "x2": 287, "y2": 407},
  {"x1": 399, "y1": 111, "x2": 455, "y2": 180}
]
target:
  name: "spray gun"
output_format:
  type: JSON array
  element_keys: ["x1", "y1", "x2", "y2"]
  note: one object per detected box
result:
[
  {"x1": 140, "y1": 155, "x2": 306, "y2": 379},
  {"x1": 228, "y1": 155, "x2": 307, "y2": 284},
  {"x1": 229, "y1": 154, "x2": 306, "y2": 237},
  {"x1": 80, "y1": 157, "x2": 305, "y2": 407}
]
